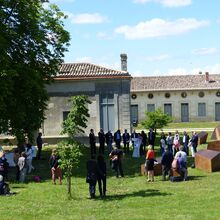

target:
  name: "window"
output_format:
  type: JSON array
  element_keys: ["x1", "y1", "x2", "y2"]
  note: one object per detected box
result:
[
  {"x1": 181, "y1": 92, "x2": 187, "y2": 98},
  {"x1": 164, "y1": 104, "x2": 172, "y2": 116},
  {"x1": 198, "y1": 103, "x2": 206, "y2": 117},
  {"x1": 63, "y1": 111, "x2": 70, "y2": 121},
  {"x1": 198, "y1": 91, "x2": 205, "y2": 98},
  {"x1": 216, "y1": 91, "x2": 220, "y2": 97},
  {"x1": 147, "y1": 104, "x2": 155, "y2": 112},
  {"x1": 165, "y1": 92, "x2": 170, "y2": 98},
  {"x1": 148, "y1": 93, "x2": 153, "y2": 99}
]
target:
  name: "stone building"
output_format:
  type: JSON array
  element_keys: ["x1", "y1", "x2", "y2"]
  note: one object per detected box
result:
[
  {"x1": 43, "y1": 54, "x2": 131, "y2": 138},
  {"x1": 130, "y1": 72, "x2": 220, "y2": 124}
]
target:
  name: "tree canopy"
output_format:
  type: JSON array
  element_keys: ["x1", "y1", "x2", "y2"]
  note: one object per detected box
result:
[
  {"x1": 141, "y1": 108, "x2": 172, "y2": 132},
  {"x1": 0, "y1": 0, "x2": 70, "y2": 145}
]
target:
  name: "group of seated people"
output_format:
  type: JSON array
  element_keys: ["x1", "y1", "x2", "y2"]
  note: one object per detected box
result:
[{"x1": 161, "y1": 145, "x2": 188, "y2": 181}]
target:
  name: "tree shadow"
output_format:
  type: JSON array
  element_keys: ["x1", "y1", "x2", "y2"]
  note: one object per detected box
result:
[{"x1": 102, "y1": 189, "x2": 172, "y2": 201}]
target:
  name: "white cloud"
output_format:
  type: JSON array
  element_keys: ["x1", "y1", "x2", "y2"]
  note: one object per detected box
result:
[
  {"x1": 115, "y1": 18, "x2": 209, "y2": 40},
  {"x1": 133, "y1": 0, "x2": 192, "y2": 7},
  {"x1": 66, "y1": 12, "x2": 108, "y2": 24},
  {"x1": 192, "y1": 48, "x2": 218, "y2": 55},
  {"x1": 146, "y1": 54, "x2": 171, "y2": 62}
]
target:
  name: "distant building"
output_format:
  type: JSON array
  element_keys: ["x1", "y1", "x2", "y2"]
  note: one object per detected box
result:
[
  {"x1": 130, "y1": 72, "x2": 220, "y2": 123},
  {"x1": 43, "y1": 54, "x2": 131, "y2": 138}
]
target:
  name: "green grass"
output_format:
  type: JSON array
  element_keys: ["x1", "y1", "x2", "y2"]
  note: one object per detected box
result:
[{"x1": 1, "y1": 142, "x2": 220, "y2": 220}]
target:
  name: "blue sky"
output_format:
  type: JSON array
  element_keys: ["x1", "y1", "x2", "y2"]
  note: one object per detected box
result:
[{"x1": 48, "y1": 0, "x2": 220, "y2": 76}]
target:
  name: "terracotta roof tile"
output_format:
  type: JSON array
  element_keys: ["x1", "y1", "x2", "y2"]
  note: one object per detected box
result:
[
  {"x1": 55, "y1": 63, "x2": 131, "y2": 79},
  {"x1": 131, "y1": 74, "x2": 220, "y2": 91}
]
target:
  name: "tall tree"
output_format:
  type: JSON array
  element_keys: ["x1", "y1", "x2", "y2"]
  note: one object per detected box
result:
[
  {"x1": 141, "y1": 108, "x2": 172, "y2": 132},
  {"x1": 0, "y1": 0, "x2": 70, "y2": 145}
]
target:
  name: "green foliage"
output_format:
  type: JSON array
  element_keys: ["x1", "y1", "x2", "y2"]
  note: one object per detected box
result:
[
  {"x1": 0, "y1": 0, "x2": 70, "y2": 145},
  {"x1": 62, "y1": 95, "x2": 91, "y2": 137},
  {"x1": 141, "y1": 108, "x2": 172, "y2": 132},
  {"x1": 58, "y1": 140, "x2": 83, "y2": 177}
]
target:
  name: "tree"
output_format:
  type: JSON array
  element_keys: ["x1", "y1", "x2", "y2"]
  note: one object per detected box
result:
[
  {"x1": 141, "y1": 108, "x2": 172, "y2": 132},
  {"x1": 62, "y1": 95, "x2": 91, "y2": 137},
  {"x1": 58, "y1": 140, "x2": 82, "y2": 198},
  {"x1": 0, "y1": 0, "x2": 70, "y2": 146},
  {"x1": 58, "y1": 95, "x2": 91, "y2": 197}
]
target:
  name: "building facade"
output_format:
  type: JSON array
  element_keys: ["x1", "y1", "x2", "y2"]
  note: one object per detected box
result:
[
  {"x1": 43, "y1": 55, "x2": 131, "y2": 138},
  {"x1": 130, "y1": 72, "x2": 220, "y2": 124}
]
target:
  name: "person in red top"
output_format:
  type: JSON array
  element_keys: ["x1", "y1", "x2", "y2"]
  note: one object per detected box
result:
[{"x1": 145, "y1": 145, "x2": 155, "y2": 182}]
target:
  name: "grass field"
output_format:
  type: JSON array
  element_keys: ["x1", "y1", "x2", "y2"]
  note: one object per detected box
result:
[{"x1": 1, "y1": 137, "x2": 220, "y2": 220}]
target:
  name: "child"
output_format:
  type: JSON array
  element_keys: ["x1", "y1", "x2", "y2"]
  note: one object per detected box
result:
[
  {"x1": 49, "y1": 149, "x2": 62, "y2": 185},
  {"x1": 18, "y1": 152, "x2": 27, "y2": 183}
]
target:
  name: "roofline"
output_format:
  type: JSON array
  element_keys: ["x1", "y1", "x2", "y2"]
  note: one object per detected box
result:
[
  {"x1": 54, "y1": 75, "x2": 132, "y2": 81},
  {"x1": 60, "y1": 62, "x2": 129, "y2": 75},
  {"x1": 131, "y1": 88, "x2": 220, "y2": 92}
]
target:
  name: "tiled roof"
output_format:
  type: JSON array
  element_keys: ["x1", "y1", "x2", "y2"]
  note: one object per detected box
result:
[
  {"x1": 131, "y1": 74, "x2": 220, "y2": 91},
  {"x1": 55, "y1": 63, "x2": 131, "y2": 80}
]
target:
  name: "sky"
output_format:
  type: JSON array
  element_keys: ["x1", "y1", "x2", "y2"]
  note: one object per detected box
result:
[{"x1": 48, "y1": 0, "x2": 220, "y2": 76}]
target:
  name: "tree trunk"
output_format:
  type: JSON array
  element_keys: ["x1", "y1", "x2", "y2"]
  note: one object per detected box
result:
[{"x1": 67, "y1": 175, "x2": 71, "y2": 198}]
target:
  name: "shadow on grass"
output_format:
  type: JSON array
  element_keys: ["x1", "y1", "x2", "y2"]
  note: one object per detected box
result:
[
  {"x1": 187, "y1": 175, "x2": 206, "y2": 181},
  {"x1": 102, "y1": 189, "x2": 172, "y2": 201}
]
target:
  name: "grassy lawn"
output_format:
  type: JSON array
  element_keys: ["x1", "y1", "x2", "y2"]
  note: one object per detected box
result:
[{"x1": 1, "y1": 138, "x2": 220, "y2": 220}]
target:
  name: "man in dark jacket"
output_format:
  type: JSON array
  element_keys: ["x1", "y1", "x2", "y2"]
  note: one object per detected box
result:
[
  {"x1": 98, "y1": 129, "x2": 105, "y2": 154},
  {"x1": 89, "y1": 129, "x2": 96, "y2": 157},
  {"x1": 148, "y1": 128, "x2": 156, "y2": 150},
  {"x1": 86, "y1": 156, "x2": 98, "y2": 199},
  {"x1": 109, "y1": 147, "x2": 124, "y2": 178},
  {"x1": 114, "y1": 129, "x2": 121, "y2": 149},
  {"x1": 161, "y1": 147, "x2": 173, "y2": 181},
  {"x1": 122, "y1": 129, "x2": 130, "y2": 153}
]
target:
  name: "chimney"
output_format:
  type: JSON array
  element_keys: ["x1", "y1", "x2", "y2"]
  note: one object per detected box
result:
[
  {"x1": 120, "y1": 53, "x2": 127, "y2": 71},
  {"x1": 205, "y1": 72, "x2": 209, "y2": 82}
]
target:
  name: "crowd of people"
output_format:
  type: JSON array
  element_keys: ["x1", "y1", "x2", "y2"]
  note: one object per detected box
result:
[
  {"x1": 0, "y1": 128, "x2": 199, "y2": 198},
  {"x1": 86, "y1": 128, "x2": 199, "y2": 198}
]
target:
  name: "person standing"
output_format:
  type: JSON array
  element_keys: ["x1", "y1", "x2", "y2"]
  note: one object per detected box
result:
[
  {"x1": 36, "y1": 132, "x2": 43, "y2": 160},
  {"x1": 166, "y1": 132, "x2": 173, "y2": 153},
  {"x1": 122, "y1": 129, "x2": 130, "y2": 153},
  {"x1": 0, "y1": 151, "x2": 8, "y2": 181},
  {"x1": 98, "y1": 129, "x2": 105, "y2": 154},
  {"x1": 131, "y1": 129, "x2": 138, "y2": 151},
  {"x1": 18, "y1": 152, "x2": 27, "y2": 183},
  {"x1": 145, "y1": 145, "x2": 155, "y2": 182},
  {"x1": 97, "y1": 155, "x2": 106, "y2": 198},
  {"x1": 105, "y1": 131, "x2": 113, "y2": 153},
  {"x1": 13, "y1": 148, "x2": 20, "y2": 181},
  {"x1": 25, "y1": 143, "x2": 34, "y2": 174},
  {"x1": 140, "y1": 130, "x2": 147, "y2": 155},
  {"x1": 89, "y1": 129, "x2": 96, "y2": 157},
  {"x1": 182, "y1": 131, "x2": 190, "y2": 155},
  {"x1": 49, "y1": 149, "x2": 62, "y2": 185},
  {"x1": 190, "y1": 131, "x2": 198, "y2": 168},
  {"x1": 86, "y1": 156, "x2": 98, "y2": 199},
  {"x1": 148, "y1": 128, "x2": 155, "y2": 150},
  {"x1": 161, "y1": 147, "x2": 173, "y2": 181},
  {"x1": 109, "y1": 147, "x2": 124, "y2": 178},
  {"x1": 114, "y1": 129, "x2": 121, "y2": 149},
  {"x1": 160, "y1": 132, "x2": 167, "y2": 156}
]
